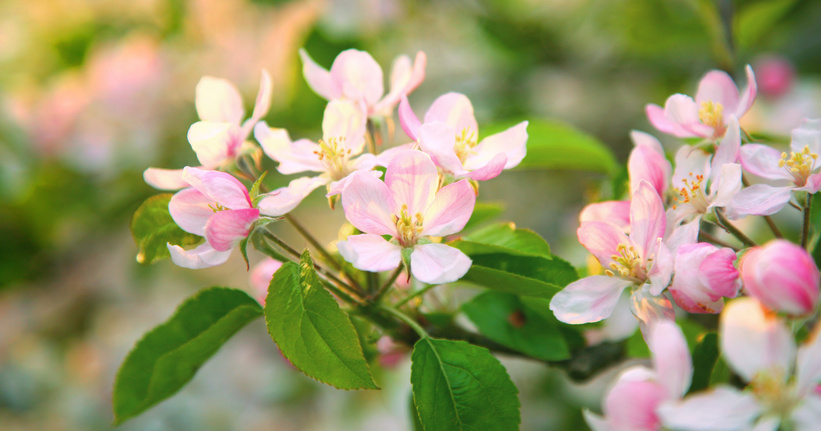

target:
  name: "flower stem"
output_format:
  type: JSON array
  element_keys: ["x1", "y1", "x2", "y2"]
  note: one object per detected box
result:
[
  {"x1": 803, "y1": 193, "x2": 813, "y2": 250},
  {"x1": 395, "y1": 283, "x2": 437, "y2": 308},
  {"x1": 370, "y1": 267, "x2": 403, "y2": 303},
  {"x1": 698, "y1": 230, "x2": 740, "y2": 252},
  {"x1": 366, "y1": 119, "x2": 379, "y2": 155},
  {"x1": 714, "y1": 209, "x2": 757, "y2": 247},
  {"x1": 378, "y1": 305, "x2": 428, "y2": 338}
]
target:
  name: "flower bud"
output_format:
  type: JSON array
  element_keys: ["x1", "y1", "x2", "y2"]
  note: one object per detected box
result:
[
  {"x1": 740, "y1": 239, "x2": 820, "y2": 316},
  {"x1": 670, "y1": 243, "x2": 740, "y2": 314}
]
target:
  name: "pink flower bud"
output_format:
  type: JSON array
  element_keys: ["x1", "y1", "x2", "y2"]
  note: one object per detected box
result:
[
  {"x1": 670, "y1": 243, "x2": 740, "y2": 314},
  {"x1": 754, "y1": 55, "x2": 794, "y2": 98},
  {"x1": 740, "y1": 239, "x2": 820, "y2": 316}
]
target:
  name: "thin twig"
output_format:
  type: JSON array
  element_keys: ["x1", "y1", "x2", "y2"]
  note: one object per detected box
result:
[
  {"x1": 371, "y1": 267, "x2": 403, "y2": 303},
  {"x1": 762, "y1": 215, "x2": 784, "y2": 239},
  {"x1": 714, "y1": 209, "x2": 757, "y2": 247},
  {"x1": 698, "y1": 230, "x2": 740, "y2": 251},
  {"x1": 395, "y1": 284, "x2": 437, "y2": 308},
  {"x1": 803, "y1": 193, "x2": 813, "y2": 250}
]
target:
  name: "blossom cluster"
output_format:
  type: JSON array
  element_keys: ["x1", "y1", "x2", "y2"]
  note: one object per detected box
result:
[{"x1": 550, "y1": 66, "x2": 821, "y2": 430}]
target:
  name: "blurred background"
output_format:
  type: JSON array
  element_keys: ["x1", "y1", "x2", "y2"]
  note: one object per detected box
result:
[{"x1": 2, "y1": 0, "x2": 821, "y2": 429}]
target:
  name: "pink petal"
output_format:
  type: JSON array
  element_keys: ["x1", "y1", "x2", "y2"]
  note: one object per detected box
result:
[
  {"x1": 337, "y1": 234, "x2": 402, "y2": 273},
  {"x1": 461, "y1": 153, "x2": 507, "y2": 181},
  {"x1": 603, "y1": 371, "x2": 667, "y2": 431},
  {"x1": 373, "y1": 51, "x2": 427, "y2": 115},
  {"x1": 648, "y1": 321, "x2": 692, "y2": 399},
  {"x1": 739, "y1": 143, "x2": 793, "y2": 180},
  {"x1": 791, "y1": 118, "x2": 821, "y2": 155},
  {"x1": 182, "y1": 167, "x2": 251, "y2": 209},
  {"x1": 665, "y1": 216, "x2": 699, "y2": 254},
  {"x1": 792, "y1": 394, "x2": 821, "y2": 431},
  {"x1": 299, "y1": 48, "x2": 341, "y2": 100},
  {"x1": 720, "y1": 297, "x2": 796, "y2": 382},
  {"x1": 423, "y1": 92, "x2": 478, "y2": 136},
  {"x1": 671, "y1": 243, "x2": 727, "y2": 314},
  {"x1": 579, "y1": 201, "x2": 631, "y2": 232},
  {"x1": 409, "y1": 243, "x2": 471, "y2": 284},
  {"x1": 630, "y1": 130, "x2": 665, "y2": 155},
  {"x1": 646, "y1": 103, "x2": 680, "y2": 136},
  {"x1": 330, "y1": 49, "x2": 384, "y2": 108},
  {"x1": 467, "y1": 121, "x2": 528, "y2": 170},
  {"x1": 736, "y1": 65, "x2": 758, "y2": 118},
  {"x1": 143, "y1": 167, "x2": 189, "y2": 190},
  {"x1": 647, "y1": 241, "x2": 673, "y2": 295},
  {"x1": 796, "y1": 326, "x2": 821, "y2": 396},
  {"x1": 340, "y1": 170, "x2": 398, "y2": 235},
  {"x1": 549, "y1": 276, "x2": 632, "y2": 324},
  {"x1": 187, "y1": 121, "x2": 236, "y2": 168},
  {"x1": 326, "y1": 170, "x2": 380, "y2": 197},
  {"x1": 578, "y1": 221, "x2": 631, "y2": 269},
  {"x1": 672, "y1": 145, "x2": 710, "y2": 189},
  {"x1": 727, "y1": 184, "x2": 793, "y2": 218},
  {"x1": 630, "y1": 180, "x2": 666, "y2": 262},
  {"x1": 698, "y1": 246, "x2": 740, "y2": 299},
  {"x1": 205, "y1": 208, "x2": 259, "y2": 251},
  {"x1": 711, "y1": 163, "x2": 742, "y2": 208},
  {"x1": 665, "y1": 94, "x2": 714, "y2": 138},
  {"x1": 195, "y1": 76, "x2": 244, "y2": 124},
  {"x1": 422, "y1": 180, "x2": 475, "y2": 237},
  {"x1": 740, "y1": 240, "x2": 820, "y2": 316},
  {"x1": 417, "y1": 122, "x2": 464, "y2": 175},
  {"x1": 249, "y1": 258, "x2": 282, "y2": 304},
  {"x1": 712, "y1": 116, "x2": 741, "y2": 172},
  {"x1": 385, "y1": 150, "x2": 439, "y2": 216},
  {"x1": 657, "y1": 387, "x2": 761, "y2": 430},
  {"x1": 169, "y1": 187, "x2": 214, "y2": 236},
  {"x1": 398, "y1": 95, "x2": 421, "y2": 141},
  {"x1": 168, "y1": 242, "x2": 232, "y2": 269},
  {"x1": 630, "y1": 138, "x2": 671, "y2": 195},
  {"x1": 256, "y1": 176, "x2": 326, "y2": 217},
  {"x1": 249, "y1": 69, "x2": 273, "y2": 124},
  {"x1": 695, "y1": 70, "x2": 740, "y2": 114},
  {"x1": 253, "y1": 122, "x2": 324, "y2": 174},
  {"x1": 799, "y1": 173, "x2": 821, "y2": 194},
  {"x1": 582, "y1": 411, "x2": 610, "y2": 431},
  {"x1": 322, "y1": 99, "x2": 367, "y2": 155}
]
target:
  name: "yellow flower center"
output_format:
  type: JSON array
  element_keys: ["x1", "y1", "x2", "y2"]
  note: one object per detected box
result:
[
  {"x1": 315, "y1": 137, "x2": 353, "y2": 180},
  {"x1": 673, "y1": 172, "x2": 710, "y2": 213},
  {"x1": 779, "y1": 145, "x2": 818, "y2": 186},
  {"x1": 208, "y1": 202, "x2": 228, "y2": 212},
  {"x1": 750, "y1": 370, "x2": 795, "y2": 419},
  {"x1": 604, "y1": 243, "x2": 646, "y2": 282},
  {"x1": 393, "y1": 204, "x2": 424, "y2": 247},
  {"x1": 453, "y1": 127, "x2": 478, "y2": 164},
  {"x1": 699, "y1": 101, "x2": 726, "y2": 137}
]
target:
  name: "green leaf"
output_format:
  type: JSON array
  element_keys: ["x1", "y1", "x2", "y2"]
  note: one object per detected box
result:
[
  {"x1": 462, "y1": 222, "x2": 551, "y2": 257},
  {"x1": 265, "y1": 251, "x2": 378, "y2": 389},
  {"x1": 689, "y1": 332, "x2": 719, "y2": 394},
  {"x1": 131, "y1": 194, "x2": 202, "y2": 265},
  {"x1": 736, "y1": 0, "x2": 799, "y2": 49},
  {"x1": 112, "y1": 287, "x2": 263, "y2": 424},
  {"x1": 482, "y1": 119, "x2": 617, "y2": 175},
  {"x1": 411, "y1": 338, "x2": 520, "y2": 431},
  {"x1": 462, "y1": 292, "x2": 570, "y2": 361},
  {"x1": 460, "y1": 254, "x2": 577, "y2": 298},
  {"x1": 462, "y1": 202, "x2": 505, "y2": 233}
]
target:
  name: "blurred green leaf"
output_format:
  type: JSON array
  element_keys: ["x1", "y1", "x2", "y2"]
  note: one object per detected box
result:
[
  {"x1": 736, "y1": 0, "x2": 799, "y2": 49},
  {"x1": 463, "y1": 292, "x2": 570, "y2": 361},
  {"x1": 113, "y1": 287, "x2": 263, "y2": 424},
  {"x1": 689, "y1": 332, "x2": 720, "y2": 394},
  {"x1": 462, "y1": 202, "x2": 506, "y2": 233},
  {"x1": 411, "y1": 338, "x2": 520, "y2": 431},
  {"x1": 265, "y1": 251, "x2": 378, "y2": 389},
  {"x1": 130, "y1": 194, "x2": 202, "y2": 265},
  {"x1": 463, "y1": 222, "x2": 551, "y2": 257},
  {"x1": 483, "y1": 119, "x2": 617, "y2": 175},
  {"x1": 809, "y1": 193, "x2": 821, "y2": 265}
]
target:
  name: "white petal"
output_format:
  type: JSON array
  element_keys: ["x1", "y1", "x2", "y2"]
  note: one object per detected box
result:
[
  {"x1": 549, "y1": 276, "x2": 632, "y2": 324},
  {"x1": 658, "y1": 387, "x2": 761, "y2": 430},
  {"x1": 195, "y1": 76, "x2": 244, "y2": 124},
  {"x1": 168, "y1": 242, "x2": 232, "y2": 269},
  {"x1": 410, "y1": 243, "x2": 472, "y2": 284}
]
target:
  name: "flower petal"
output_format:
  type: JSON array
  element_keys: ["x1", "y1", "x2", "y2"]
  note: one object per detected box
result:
[
  {"x1": 671, "y1": 243, "x2": 728, "y2": 314},
  {"x1": 727, "y1": 184, "x2": 793, "y2": 218},
  {"x1": 579, "y1": 201, "x2": 631, "y2": 232},
  {"x1": 649, "y1": 320, "x2": 693, "y2": 398},
  {"x1": 249, "y1": 258, "x2": 282, "y2": 303},
  {"x1": 646, "y1": 103, "x2": 680, "y2": 136},
  {"x1": 720, "y1": 297, "x2": 796, "y2": 382},
  {"x1": 195, "y1": 76, "x2": 244, "y2": 124},
  {"x1": 257, "y1": 176, "x2": 326, "y2": 217},
  {"x1": 330, "y1": 49, "x2": 384, "y2": 107},
  {"x1": 337, "y1": 234, "x2": 402, "y2": 273},
  {"x1": 695, "y1": 70, "x2": 740, "y2": 114},
  {"x1": 711, "y1": 163, "x2": 742, "y2": 208},
  {"x1": 712, "y1": 116, "x2": 741, "y2": 172},
  {"x1": 417, "y1": 122, "x2": 464, "y2": 175},
  {"x1": 182, "y1": 167, "x2": 251, "y2": 209},
  {"x1": 253, "y1": 122, "x2": 324, "y2": 174},
  {"x1": 647, "y1": 240, "x2": 673, "y2": 295},
  {"x1": 792, "y1": 394, "x2": 821, "y2": 431},
  {"x1": 340, "y1": 170, "x2": 397, "y2": 235},
  {"x1": 322, "y1": 99, "x2": 367, "y2": 155},
  {"x1": 549, "y1": 276, "x2": 632, "y2": 324},
  {"x1": 398, "y1": 95, "x2": 421, "y2": 141},
  {"x1": 664, "y1": 94, "x2": 714, "y2": 138},
  {"x1": 204, "y1": 208, "x2": 259, "y2": 251},
  {"x1": 422, "y1": 179, "x2": 475, "y2": 237},
  {"x1": 249, "y1": 69, "x2": 273, "y2": 124},
  {"x1": 467, "y1": 121, "x2": 528, "y2": 170},
  {"x1": 578, "y1": 221, "x2": 631, "y2": 269},
  {"x1": 410, "y1": 243, "x2": 471, "y2": 284},
  {"x1": 736, "y1": 65, "x2": 758, "y2": 118},
  {"x1": 582, "y1": 411, "x2": 611, "y2": 431},
  {"x1": 603, "y1": 370, "x2": 667, "y2": 431},
  {"x1": 630, "y1": 134, "x2": 671, "y2": 195},
  {"x1": 672, "y1": 145, "x2": 710, "y2": 189},
  {"x1": 187, "y1": 121, "x2": 236, "y2": 168},
  {"x1": 657, "y1": 386, "x2": 761, "y2": 431},
  {"x1": 423, "y1": 92, "x2": 478, "y2": 136},
  {"x1": 630, "y1": 180, "x2": 666, "y2": 261},
  {"x1": 796, "y1": 327, "x2": 821, "y2": 396},
  {"x1": 169, "y1": 187, "x2": 214, "y2": 236},
  {"x1": 791, "y1": 118, "x2": 821, "y2": 155},
  {"x1": 168, "y1": 242, "x2": 232, "y2": 269},
  {"x1": 740, "y1": 143, "x2": 793, "y2": 180},
  {"x1": 385, "y1": 150, "x2": 439, "y2": 216},
  {"x1": 461, "y1": 153, "x2": 507, "y2": 181},
  {"x1": 299, "y1": 48, "x2": 340, "y2": 100},
  {"x1": 373, "y1": 51, "x2": 427, "y2": 115},
  {"x1": 143, "y1": 167, "x2": 189, "y2": 190}
]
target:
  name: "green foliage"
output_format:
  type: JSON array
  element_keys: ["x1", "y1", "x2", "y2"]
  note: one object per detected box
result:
[
  {"x1": 464, "y1": 222, "x2": 551, "y2": 257},
  {"x1": 264, "y1": 251, "x2": 378, "y2": 390},
  {"x1": 112, "y1": 287, "x2": 263, "y2": 424},
  {"x1": 483, "y1": 119, "x2": 617, "y2": 175},
  {"x1": 462, "y1": 202, "x2": 506, "y2": 233},
  {"x1": 809, "y1": 193, "x2": 821, "y2": 266},
  {"x1": 736, "y1": 0, "x2": 800, "y2": 49},
  {"x1": 130, "y1": 194, "x2": 202, "y2": 265},
  {"x1": 689, "y1": 332, "x2": 720, "y2": 394},
  {"x1": 411, "y1": 338, "x2": 520, "y2": 431},
  {"x1": 462, "y1": 292, "x2": 570, "y2": 361}
]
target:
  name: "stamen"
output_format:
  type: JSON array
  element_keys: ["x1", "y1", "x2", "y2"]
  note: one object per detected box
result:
[
  {"x1": 779, "y1": 145, "x2": 818, "y2": 186},
  {"x1": 698, "y1": 101, "x2": 726, "y2": 136}
]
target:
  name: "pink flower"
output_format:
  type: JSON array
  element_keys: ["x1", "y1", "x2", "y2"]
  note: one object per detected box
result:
[
  {"x1": 249, "y1": 258, "x2": 283, "y2": 304},
  {"x1": 144, "y1": 71, "x2": 273, "y2": 190},
  {"x1": 337, "y1": 150, "x2": 474, "y2": 284},
  {"x1": 739, "y1": 240, "x2": 820, "y2": 316},
  {"x1": 755, "y1": 55, "x2": 794, "y2": 98},
  {"x1": 730, "y1": 119, "x2": 821, "y2": 217},
  {"x1": 168, "y1": 168, "x2": 261, "y2": 269},
  {"x1": 669, "y1": 243, "x2": 740, "y2": 314},
  {"x1": 658, "y1": 298, "x2": 821, "y2": 431},
  {"x1": 398, "y1": 93, "x2": 528, "y2": 181},
  {"x1": 550, "y1": 181, "x2": 673, "y2": 324},
  {"x1": 299, "y1": 48, "x2": 426, "y2": 117},
  {"x1": 585, "y1": 321, "x2": 693, "y2": 431},
  {"x1": 646, "y1": 66, "x2": 756, "y2": 140}
]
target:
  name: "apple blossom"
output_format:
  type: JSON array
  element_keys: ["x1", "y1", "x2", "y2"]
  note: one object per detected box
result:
[
  {"x1": 739, "y1": 239, "x2": 820, "y2": 316},
  {"x1": 337, "y1": 150, "x2": 474, "y2": 284},
  {"x1": 669, "y1": 242, "x2": 740, "y2": 314},
  {"x1": 398, "y1": 93, "x2": 528, "y2": 181},
  {"x1": 658, "y1": 298, "x2": 821, "y2": 431},
  {"x1": 730, "y1": 119, "x2": 821, "y2": 217},
  {"x1": 550, "y1": 180, "x2": 673, "y2": 324},
  {"x1": 249, "y1": 258, "x2": 283, "y2": 304},
  {"x1": 299, "y1": 48, "x2": 426, "y2": 117},
  {"x1": 144, "y1": 71, "x2": 272, "y2": 190},
  {"x1": 646, "y1": 65, "x2": 756, "y2": 140}
]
